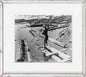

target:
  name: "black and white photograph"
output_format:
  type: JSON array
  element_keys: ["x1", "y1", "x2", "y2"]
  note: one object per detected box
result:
[{"x1": 15, "y1": 15, "x2": 72, "y2": 63}]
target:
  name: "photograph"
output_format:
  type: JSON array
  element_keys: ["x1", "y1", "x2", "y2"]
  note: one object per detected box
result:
[
  {"x1": 0, "y1": 0, "x2": 85, "y2": 76},
  {"x1": 15, "y1": 15, "x2": 72, "y2": 62}
]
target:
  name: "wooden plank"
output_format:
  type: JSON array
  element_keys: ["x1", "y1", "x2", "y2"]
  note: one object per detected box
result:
[
  {"x1": 48, "y1": 38, "x2": 68, "y2": 48},
  {"x1": 42, "y1": 46, "x2": 71, "y2": 62},
  {"x1": 46, "y1": 46, "x2": 71, "y2": 58}
]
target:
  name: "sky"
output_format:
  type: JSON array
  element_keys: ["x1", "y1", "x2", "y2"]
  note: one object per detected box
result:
[{"x1": 15, "y1": 15, "x2": 59, "y2": 20}]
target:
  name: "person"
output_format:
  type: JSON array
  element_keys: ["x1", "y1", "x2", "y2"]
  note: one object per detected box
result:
[
  {"x1": 27, "y1": 48, "x2": 32, "y2": 62},
  {"x1": 17, "y1": 40, "x2": 26, "y2": 62},
  {"x1": 20, "y1": 40, "x2": 26, "y2": 59},
  {"x1": 42, "y1": 25, "x2": 49, "y2": 48}
]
